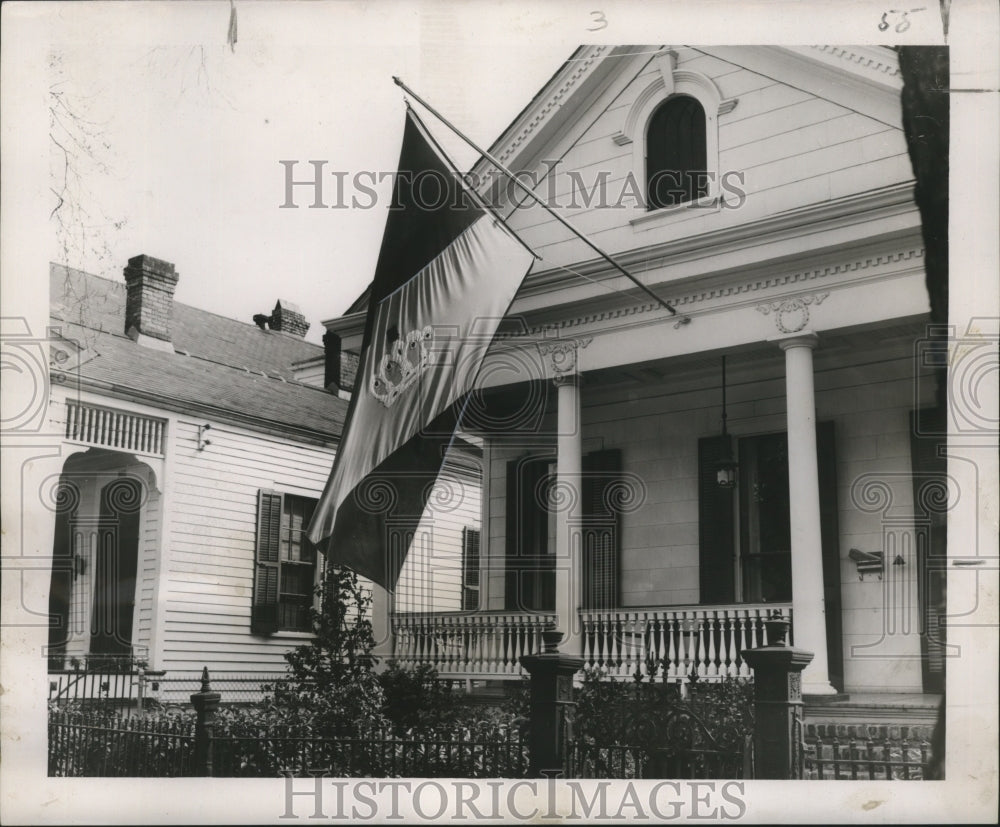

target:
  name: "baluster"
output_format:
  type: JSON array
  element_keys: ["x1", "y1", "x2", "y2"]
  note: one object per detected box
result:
[
  {"x1": 488, "y1": 617, "x2": 499, "y2": 674},
  {"x1": 470, "y1": 616, "x2": 480, "y2": 673},
  {"x1": 636, "y1": 612, "x2": 647, "y2": 675},
  {"x1": 726, "y1": 611, "x2": 738, "y2": 677},
  {"x1": 666, "y1": 614, "x2": 678, "y2": 679},
  {"x1": 706, "y1": 610, "x2": 718, "y2": 678},
  {"x1": 606, "y1": 612, "x2": 619, "y2": 677},
  {"x1": 503, "y1": 615, "x2": 514, "y2": 674},
  {"x1": 654, "y1": 612, "x2": 666, "y2": 671},
  {"x1": 597, "y1": 612, "x2": 605, "y2": 669},
  {"x1": 684, "y1": 611, "x2": 696, "y2": 680},
  {"x1": 695, "y1": 612, "x2": 708, "y2": 678},
  {"x1": 735, "y1": 610, "x2": 750, "y2": 677}
]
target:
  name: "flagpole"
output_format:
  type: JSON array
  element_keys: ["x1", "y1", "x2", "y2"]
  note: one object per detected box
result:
[{"x1": 393, "y1": 76, "x2": 678, "y2": 316}]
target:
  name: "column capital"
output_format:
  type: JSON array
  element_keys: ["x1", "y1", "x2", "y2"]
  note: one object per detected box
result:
[
  {"x1": 537, "y1": 336, "x2": 591, "y2": 380},
  {"x1": 770, "y1": 331, "x2": 818, "y2": 351}
]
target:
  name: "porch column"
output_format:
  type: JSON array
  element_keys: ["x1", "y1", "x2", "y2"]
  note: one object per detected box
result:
[
  {"x1": 554, "y1": 372, "x2": 583, "y2": 656},
  {"x1": 776, "y1": 332, "x2": 835, "y2": 695},
  {"x1": 539, "y1": 336, "x2": 590, "y2": 658}
]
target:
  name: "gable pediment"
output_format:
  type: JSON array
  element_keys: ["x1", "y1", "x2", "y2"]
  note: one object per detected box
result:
[{"x1": 481, "y1": 44, "x2": 903, "y2": 177}]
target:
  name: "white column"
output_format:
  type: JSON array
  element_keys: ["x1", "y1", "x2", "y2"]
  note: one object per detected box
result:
[
  {"x1": 777, "y1": 332, "x2": 836, "y2": 695},
  {"x1": 554, "y1": 373, "x2": 583, "y2": 656}
]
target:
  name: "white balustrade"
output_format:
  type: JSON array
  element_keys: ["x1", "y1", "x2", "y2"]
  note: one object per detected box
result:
[
  {"x1": 580, "y1": 604, "x2": 792, "y2": 682},
  {"x1": 391, "y1": 604, "x2": 790, "y2": 682},
  {"x1": 391, "y1": 612, "x2": 557, "y2": 678}
]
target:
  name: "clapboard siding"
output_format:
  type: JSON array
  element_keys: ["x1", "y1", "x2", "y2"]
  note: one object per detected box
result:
[
  {"x1": 499, "y1": 49, "x2": 907, "y2": 278},
  {"x1": 134, "y1": 477, "x2": 160, "y2": 659},
  {"x1": 158, "y1": 418, "x2": 336, "y2": 673},
  {"x1": 395, "y1": 447, "x2": 484, "y2": 614}
]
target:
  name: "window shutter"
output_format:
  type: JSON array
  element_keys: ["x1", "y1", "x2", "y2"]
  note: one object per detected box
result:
[
  {"x1": 817, "y1": 421, "x2": 843, "y2": 691},
  {"x1": 462, "y1": 527, "x2": 481, "y2": 611},
  {"x1": 252, "y1": 489, "x2": 282, "y2": 635},
  {"x1": 698, "y1": 435, "x2": 736, "y2": 604},
  {"x1": 909, "y1": 407, "x2": 947, "y2": 693},
  {"x1": 504, "y1": 457, "x2": 555, "y2": 611},
  {"x1": 581, "y1": 448, "x2": 622, "y2": 610},
  {"x1": 504, "y1": 459, "x2": 519, "y2": 609}
]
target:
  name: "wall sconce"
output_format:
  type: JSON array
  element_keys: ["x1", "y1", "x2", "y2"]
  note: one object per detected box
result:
[
  {"x1": 197, "y1": 423, "x2": 212, "y2": 451},
  {"x1": 716, "y1": 355, "x2": 738, "y2": 489},
  {"x1": 848, "y1": 548, "x2": 884, "y2": 580}
]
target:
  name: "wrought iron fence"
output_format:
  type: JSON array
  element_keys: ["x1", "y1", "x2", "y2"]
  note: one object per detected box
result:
[
  {"x1": 803, "y1": 724, "x2": 933, "y2": 780},
  {"x1": 213, "y1": 723, "x2": 529, "y2": 778},
  {"x1": 49, "y1": 711, "x2": 195, "y2": 777},
  {"x1": 48, "y1": 710, "x2": 528, "y2": 778}
]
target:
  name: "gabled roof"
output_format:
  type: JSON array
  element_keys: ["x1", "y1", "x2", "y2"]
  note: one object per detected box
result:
[
  {"x1": 474, "y1": 44, "x2": 903, "y2": 179},
  {"x1": 50, "y1": 264, "x2": 347, "y2": 442}
]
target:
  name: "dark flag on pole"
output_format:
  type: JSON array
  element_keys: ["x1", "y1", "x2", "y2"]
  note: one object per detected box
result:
[{"x1": 306, "y1": 108, "x2": 535, "y2": 591}]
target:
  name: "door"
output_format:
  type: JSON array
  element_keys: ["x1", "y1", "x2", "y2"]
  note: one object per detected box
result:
[{"x1": 90, "y1": 478, "x2": 141, "y2": 662}]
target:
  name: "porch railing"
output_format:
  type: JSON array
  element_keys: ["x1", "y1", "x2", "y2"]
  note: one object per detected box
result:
[
  {"x1": 581, "y1": 604, "x2": 792, "y2": 681},
  {"x1": 392, "y1": 611, "x2": 556, "y2": 678},
  {"x1": 391, "y1": 604, "x2": 790, "y2": 681}
]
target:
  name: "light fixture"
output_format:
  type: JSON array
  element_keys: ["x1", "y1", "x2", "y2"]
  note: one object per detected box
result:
[{"x1": 716, "y1": 355, "x2": 738, "y2": 489}]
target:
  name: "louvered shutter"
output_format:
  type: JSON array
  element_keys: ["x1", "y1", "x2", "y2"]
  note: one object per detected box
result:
[
  {"x1": 504, "y1": 459, "x2": 519, "y2": 609},
  {"x1": 909, "y1": 407, "x2": 947, "y2": 693},
  {"x1": 581, "y1": 448, "x2": 622, "y2": 610},
  {"x1": 462, "y1": 527, "x2": 481, "y2": 611},
  {"x1": 817, "y1": 421, "x2": 844, "y2": 691},
  {"x1": 698, "y1": 435, "x2": 737, "y2": 604},
  {"x1": 252, "y1": 489, "x2": 282, "y2": 635}
]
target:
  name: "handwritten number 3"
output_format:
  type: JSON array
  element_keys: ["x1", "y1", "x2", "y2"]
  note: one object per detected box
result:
[{"x1": 588, "y1": 10, "x2": 607, "y2": 31}]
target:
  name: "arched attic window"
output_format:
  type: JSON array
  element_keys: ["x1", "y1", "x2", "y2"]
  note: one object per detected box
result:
[{"x1": 645, "y1": 95, "x2": 708, "y2": 210}]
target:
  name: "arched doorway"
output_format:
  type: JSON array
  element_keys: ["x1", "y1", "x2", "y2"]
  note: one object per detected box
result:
[{"x1": 89, "y1": 477, "x2": 142, "y2": 664}]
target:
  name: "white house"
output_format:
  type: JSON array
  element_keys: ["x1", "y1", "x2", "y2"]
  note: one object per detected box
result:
[
  {"x1": 42, "y1": 256, "x2": 352, "y2": 700},
  {"x1": 42, "y1": 254, "x2": 484, "y2": 703},
  {"x1": 323, "y1": 45, "x2": 949, "y2": 718}
]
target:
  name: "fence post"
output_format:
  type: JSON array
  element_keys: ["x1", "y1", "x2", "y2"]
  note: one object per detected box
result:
[
  {"x1": 741, "y1": 617, "x2": 813, "y2": 779},
  {"x1": 519, "y1": 628, "x2": 584, "y2": 777},
  {"x1": 190, "y1": 667, "x2": 221, "y2": 777}
]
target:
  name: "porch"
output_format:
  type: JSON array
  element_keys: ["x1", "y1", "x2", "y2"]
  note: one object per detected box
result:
[{"x1": 391, "y1": 603, "x2": 791, "y2": 681}]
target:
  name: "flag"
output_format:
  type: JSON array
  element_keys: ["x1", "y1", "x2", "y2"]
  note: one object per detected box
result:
[{"x1": 307, "y1": 108, "x2": 535, "y2": 590}]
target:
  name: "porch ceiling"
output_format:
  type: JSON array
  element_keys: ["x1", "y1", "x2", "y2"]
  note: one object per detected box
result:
[{"x1": 581, "y1": 317, "x2": 929, "y2": 391}]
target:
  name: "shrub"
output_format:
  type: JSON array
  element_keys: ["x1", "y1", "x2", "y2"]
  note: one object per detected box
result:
[{"x1": 275, "y1": 564, "x2": 388, "y2": 733}]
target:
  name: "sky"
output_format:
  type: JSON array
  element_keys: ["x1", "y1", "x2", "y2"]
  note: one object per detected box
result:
[{"x1": 41, "y1": 2, "x2": 571, "y2": 343}]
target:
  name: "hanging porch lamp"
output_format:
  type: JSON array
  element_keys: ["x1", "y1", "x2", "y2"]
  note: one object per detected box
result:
[{"x1": 716, "y1": 355, "x2": 738, "y2": 489}]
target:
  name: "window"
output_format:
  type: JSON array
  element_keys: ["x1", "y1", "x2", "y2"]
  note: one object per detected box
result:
[
  {"x1": 504, "y1": 449, "x2": 622, "y2": 612},
  {"x1": 645, "y1": 95, "x2": 708, "y2": 210},
  {"x1": 461, "y1": 527, "x2": 481, "y2": 611},
  {"x1": 252, "y1": 490, "x2": 319, "y2": 634},
  {"x1": 504, "y1": 457, "x2": 555, "y2": 612},
  {"x1": 697, "y1": 423, "x2": 843, "y2": 689},
  {"x1": 737, "y1": 433, "x2": 792, "y2": 603}
]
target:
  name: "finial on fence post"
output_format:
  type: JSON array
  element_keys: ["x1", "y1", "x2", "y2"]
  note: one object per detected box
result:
[{"x1": 191, "y1": 666, "x2": 221, "y2": 777}]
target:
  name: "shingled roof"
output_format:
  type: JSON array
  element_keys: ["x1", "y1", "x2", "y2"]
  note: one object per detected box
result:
[{"x1": 50, "y1": 264, "x2": 347, "y2": 441}]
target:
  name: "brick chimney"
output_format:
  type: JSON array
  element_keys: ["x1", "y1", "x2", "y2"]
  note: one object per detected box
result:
[
  {"x1": 123, "y1": 255, "x2": 179, "y2": 349},
  {"x1": 270, "y1": 300, "x2": 309, "y2": 337}
]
